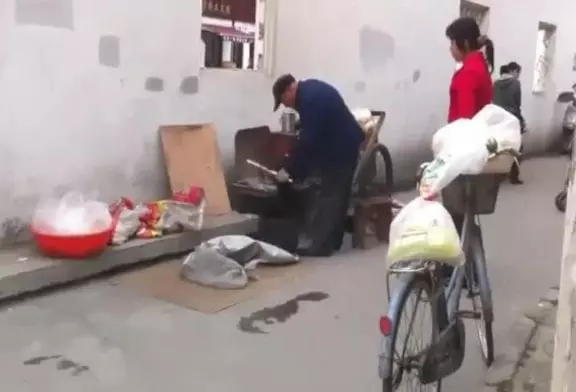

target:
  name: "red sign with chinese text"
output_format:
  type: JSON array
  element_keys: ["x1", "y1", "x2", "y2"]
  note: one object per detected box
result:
[{"x1": 202, "y1": 0, "x2": 256, "y2": 24}]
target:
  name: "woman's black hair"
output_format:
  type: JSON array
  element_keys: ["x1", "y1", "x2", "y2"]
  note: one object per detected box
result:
[
  {"x1": 499, "y1": 64, "x2": 509, "y2": 75},
  {"x1": 446, "y1": 17, "x2": 494, "y2": 74},
  {"x1": 506, "y1": 61, "x2": 521, "y2": 73}
]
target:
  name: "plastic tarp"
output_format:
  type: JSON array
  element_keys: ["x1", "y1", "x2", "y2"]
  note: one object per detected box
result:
[{"x1": 181, "y1": 235, "x2": 299, "y2": 289}]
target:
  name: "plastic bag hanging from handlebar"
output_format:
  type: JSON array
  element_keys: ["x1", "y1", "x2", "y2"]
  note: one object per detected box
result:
[{"x1": 386, "y1": 197, "x2": 464, "y2": 269}]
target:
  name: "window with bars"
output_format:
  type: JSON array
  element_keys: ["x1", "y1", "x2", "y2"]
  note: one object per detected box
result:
[
  {"x1": 200, "y1": 0, "x2": 271, "y2": 71},
  {"x1": 460, "y1": 0, "x2": 489, "y2": 34},
  {"x1": 532, "y1": 22, "x2": 556, "y2": 93}
]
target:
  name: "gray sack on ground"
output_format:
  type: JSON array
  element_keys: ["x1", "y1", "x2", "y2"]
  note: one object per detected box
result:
[{"x1": 180, "y1": 235, "x2": 299, "y2": 289}]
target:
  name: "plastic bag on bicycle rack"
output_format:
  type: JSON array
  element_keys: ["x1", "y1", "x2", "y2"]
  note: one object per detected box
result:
[
  {"x1": 472, "y1": 104, "x2": 522, "y2": 152},
  {"x1": 386, "y1": 197, "x2": 464, "y2": 269},
  {"x1": 420, "y1": 119, "x2": 489, "y2": 198},
  {"x1": 432, "y1": 105, "x2": 521, "y2": 155}
]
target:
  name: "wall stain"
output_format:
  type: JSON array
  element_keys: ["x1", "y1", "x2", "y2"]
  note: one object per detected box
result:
[
  {"x1": 15, "y1": 0, "x2": 74, "y2": 30},
  {"x1": 237, "y1": 291, "x2": 329, "y2": 334},
  {"x1": 145, "y1": 77, "x2": 164, "y2": 92},
  {"x1": 23, "y1": 355, "x2": 61, "y2": 365},
  {"x1": 24, "y1": 355, "x2": 89, "y2": 377},
  {"x1": 56, "y1": 358, "x2": 89, "y2": 376},
  {"x1": 354, "y1": 81, "x2": 366, "y2": 93},
  {"x1": 180, "y1": 76, "x2": 199, "y2": 95},
  {"x1": 412, "y1": 69, "x2": 421, "y2": 83},
  {"x1": 1, "y1": 217, "x2": 29, "y2": 247},
  {"x1": 495, "y1": 380, "x2": 513, "y2": 392},
  {"x1": 359, "y1": 26, "x2": 395, "y2": 72},
  {"x1": 98, "y1": 35, "x2": 121, "y2": 68}
]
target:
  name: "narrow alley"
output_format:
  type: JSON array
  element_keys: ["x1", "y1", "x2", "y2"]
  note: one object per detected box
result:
[{"x1": 0, "y1": 156, "x2": 563, "y2": 392}]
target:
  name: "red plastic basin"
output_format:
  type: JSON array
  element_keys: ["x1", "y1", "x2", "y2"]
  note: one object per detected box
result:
[{"x1": 31, "y1": 226, "x2": 113, "y2": 259}]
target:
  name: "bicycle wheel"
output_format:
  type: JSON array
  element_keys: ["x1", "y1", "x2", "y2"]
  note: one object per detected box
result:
[
  {"x1": 381, "y1": 274, "x2": 442, "y2": 391},
  {"x1": 353, "y1": 143, "x2": 393, "y2": 198},
  {"x1": 465, "y1": 227, "x2": 495, "y2": 366}
]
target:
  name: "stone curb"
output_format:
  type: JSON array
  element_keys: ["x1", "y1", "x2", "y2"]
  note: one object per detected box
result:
[
  {"x1": 481, "y1": 287, "x2": 559, "y2": 391},
  {"x1": 0, "y1": 213, "x2": 258, "y2": 303}
]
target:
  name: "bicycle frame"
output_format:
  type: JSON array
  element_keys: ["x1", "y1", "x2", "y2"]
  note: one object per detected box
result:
[
  {"x1": 417, "y1": 178, "x2": 476, "y2": 382},
  {"x1": 445, "y1": 177, "x2": 476, "y2": 319},
  {"x1": 380, "y1": 154, "x2": 511, "y2": 386},
  {"x1": 380, "y1": 178, "x2": 485, "y2": 384}
]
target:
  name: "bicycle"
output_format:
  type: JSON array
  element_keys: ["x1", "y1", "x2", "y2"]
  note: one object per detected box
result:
[{"x1": 378, "y1": 150, "x2": 516, "y2": 391}]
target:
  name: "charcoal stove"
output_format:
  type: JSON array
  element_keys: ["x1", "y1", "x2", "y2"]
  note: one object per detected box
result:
[
  {"x1": 229, "y1": 126, "x2": 309, "y2": 252},
  {"x1": 229, "y1": 113, "x2": 395, "y2": 251}
]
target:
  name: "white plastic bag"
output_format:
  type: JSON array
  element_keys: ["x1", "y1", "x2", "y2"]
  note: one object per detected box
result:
[
  {"x1": 433, "y1": 105, "x2": 521, "y2": 155},
  {"x1": 351, "y1": 107, "x2": 379, "y2": 133},
  {"x1": 432, "y1": 118, "x2": 487, "y2": 156},
  {"x1": 421, "y1": 120, "x2": 489, "y2": 198},
  {"x1": 419, "y1": 146, "x2": 489, "y2": 198},
  {"x1": 472, "y1": 104, "x2": 521, "y2": 152},
  {"x1": 33, "y1": 192, "x2": 112, "y2": 235},
  {"x1": 386, "y1": 197, "x2": 463, "y2": 268},
  {"x1": 351, "y1": 108, "x2": 372, "y2": 124}
]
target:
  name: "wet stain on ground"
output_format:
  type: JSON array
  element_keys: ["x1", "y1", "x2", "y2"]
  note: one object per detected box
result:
[
  {"x1": 23, "y1": 355, "x2": 89, "y2": 376},
  {"x1": 23, "y1": 355, "x2": 61, "y2": 365},
  {"x1": 495, "y1": 380, "x2": 513, "y2": 392},
  {"x1": 238, "y1": 291, "x2": 329, "y2": 334},
  {"x1": 56, "y1": 358, "x2": 90, "y2": 376}
]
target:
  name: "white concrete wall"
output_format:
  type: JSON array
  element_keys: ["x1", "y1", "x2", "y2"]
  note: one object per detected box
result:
[
  {"x1": 274, "y1": 0, "x2": 576, "y2": 178},
  {"x1": 0, "y1": 0, "x2": 277, "y2": 243},
  {"x1": 474, "y1": 0, "x2": 576, "y2": 151},
  {"x1": 552, "y1": 155, "x2": 576, "y2": 392},
  {"x1": 0, "y1": 0, "x2": 575, "y2": 244},
  {"x1": 274, "y1": 0, "x2": 458, "y2": 181}
]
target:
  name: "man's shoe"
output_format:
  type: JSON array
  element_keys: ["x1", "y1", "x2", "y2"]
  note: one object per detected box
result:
[{"x1": 510, "y1": 177, "x2": 524, "y2": 185}]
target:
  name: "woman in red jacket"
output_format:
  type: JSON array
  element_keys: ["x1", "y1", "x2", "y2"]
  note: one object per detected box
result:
[
  {"x1": 446, "y1": 17, "x2": 494, "y2": 122},
  {"x1": 443, "y1": 17, "x2": 494, "y2": 283}
]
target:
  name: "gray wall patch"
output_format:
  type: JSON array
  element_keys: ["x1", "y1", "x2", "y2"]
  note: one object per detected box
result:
[{"x1": 15, "y1": 0, "x2": 74, "y2": 30}]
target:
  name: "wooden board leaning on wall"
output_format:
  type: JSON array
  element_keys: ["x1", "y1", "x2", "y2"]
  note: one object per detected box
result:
[{"x1": 160, "y1": 124, "x2": 232, "y2": 216}]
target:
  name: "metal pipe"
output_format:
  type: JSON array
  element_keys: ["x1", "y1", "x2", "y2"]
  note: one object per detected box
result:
[{"x1": 246, "y1": 159, "x2": 293, "y2": 183}]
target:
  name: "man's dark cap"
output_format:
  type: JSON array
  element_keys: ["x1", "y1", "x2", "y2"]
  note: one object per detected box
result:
[{"x1": 272, "y1": 74, "x2": 296, "y2": 111}]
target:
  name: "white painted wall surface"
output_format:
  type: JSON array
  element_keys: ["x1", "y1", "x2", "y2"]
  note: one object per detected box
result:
[
  {"x1": 474, "y1": 0, "x2": 576, "y2": 152},
  {"x1": 0, "y1": 0, "x2": 575, "y2": 244},
  {"x1": 274, "y1": 0, "x2": 457, "y2": 180},
  {"x1": 0, "y1": 0, "x2": 203, "y2": 242},
  {"x1": 274, "y1": 0, "x2": 576, "y2": 178}
]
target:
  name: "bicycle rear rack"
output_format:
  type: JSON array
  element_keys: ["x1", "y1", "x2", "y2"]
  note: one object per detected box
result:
[{"x1": 387, "y1": 260, "x2": 434, "y2": 274}]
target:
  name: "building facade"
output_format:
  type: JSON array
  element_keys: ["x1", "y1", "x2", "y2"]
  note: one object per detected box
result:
[{"x1": 0, "y1": 0, "x2": 575, "y2": 243}]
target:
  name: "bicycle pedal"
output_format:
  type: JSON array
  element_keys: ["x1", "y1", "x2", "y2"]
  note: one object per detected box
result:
[{"x1": 458, "y1": 310, "x2": 481, "y2": 319}]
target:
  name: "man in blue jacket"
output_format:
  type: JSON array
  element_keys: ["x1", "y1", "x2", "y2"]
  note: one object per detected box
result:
[{"x1": 272, "y1": 74, "x2": 364, "y2": 256}]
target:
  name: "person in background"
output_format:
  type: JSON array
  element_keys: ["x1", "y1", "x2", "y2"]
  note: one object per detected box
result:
[
  {"x1": 444, "y1": 17, "x2": 494, "y2": 282},
  {"x1": 272, "y1": 74, "x2": 364, "y2": 257},
  {"x1": 493, "y1": 61, "x2": 525, "y2": 184}
]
